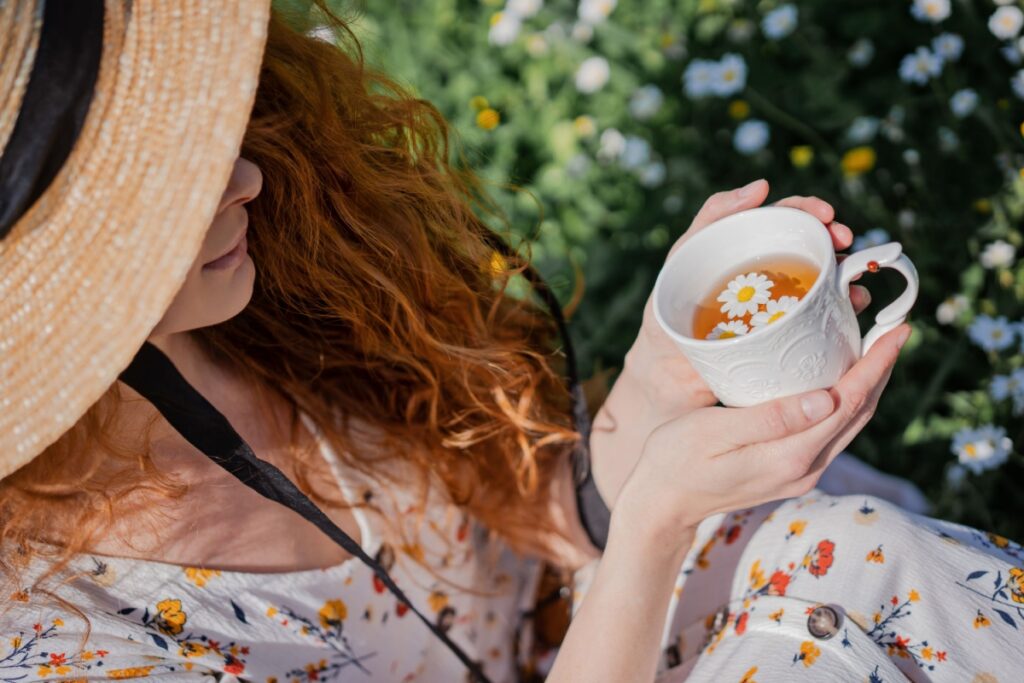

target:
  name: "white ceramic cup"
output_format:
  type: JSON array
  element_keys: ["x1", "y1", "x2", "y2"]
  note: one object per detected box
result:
[{"x1": 652, "y1": 206, "x2": 919, "y2": 407}]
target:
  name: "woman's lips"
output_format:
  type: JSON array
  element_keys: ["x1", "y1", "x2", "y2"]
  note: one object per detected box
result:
[{"x1": 203, "y1": 230, "x2": 248, "y2": 271}]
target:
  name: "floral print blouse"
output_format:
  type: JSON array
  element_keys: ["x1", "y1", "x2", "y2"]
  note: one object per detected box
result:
[
  {"x1": 0, "y1": 418, "x2": 544, "y2": 683},
  {"x1": 571, "y1": 490, "x2": 1024, "y2": 683}
]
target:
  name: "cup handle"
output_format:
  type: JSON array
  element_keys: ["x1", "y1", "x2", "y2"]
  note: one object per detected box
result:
[{"x1": 835, "y1": 242, "x2": 919, "y2": 356}]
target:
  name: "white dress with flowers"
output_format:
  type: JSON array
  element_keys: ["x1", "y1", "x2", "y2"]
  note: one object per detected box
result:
[
  {"x1": 571, "y1": 489, "x2": 1024, "y2": 683},
  {"x1": 0, "y1": 422, "x2": 545, "y2": 683}
]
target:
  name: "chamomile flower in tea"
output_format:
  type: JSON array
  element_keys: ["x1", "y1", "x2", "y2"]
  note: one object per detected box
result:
[
  {"x1": 706, "y1": 320, "x2": 750, "y2": 340},
  {"x1": 717, "y1": 272, "x2": 774, "y2": 318},
  {"x1": 751, "y1": 295, "x2": 799, "y2": 328}
]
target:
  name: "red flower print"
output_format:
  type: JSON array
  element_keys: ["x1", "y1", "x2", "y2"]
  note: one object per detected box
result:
[
  {"x1": 891, "y1": 595, "x2": 899, "y2": 606},
  {"x1": 223, "y1": 660, "x2": 245, "y2": 675},
  {"x1": 937, "y1": 651, "x2": 947, "y2": 661},
  {"x1": 457, "y1": 518, "x2": 470, "y2": 543},
  {"x1": 725, "y1": 525, "x2": 742, "y2": 545},
  {"x1": 240, "y1": 646, "x2": 249, "y2": 655},
  {"x1": 769, "y1": 570, "x2": 790, "y2": 596},
  {"x1": 735, "y1": 611, "x2": 749, "y2": 635},
  {"x1": 808, "y1": 540, "x2": 835, "y2": 577},
  {"x1": 373, "y1": 575, "x2": 386, "y2": 594},
  {"x1": 894, "y1": 635, "x2": 909, "y2": 650},
  {"x1": 32, "y1": 623, "x2": 41, "y2": 632},
  {"x1": 396, "y1": 602, "x2": 409, "y2": 617},
  {"x1": 49, "y1": 653, "x2": 66, "y2": 665},
  {"x1": 96, "y1": 650, "x2": 109, "y2": 657}
]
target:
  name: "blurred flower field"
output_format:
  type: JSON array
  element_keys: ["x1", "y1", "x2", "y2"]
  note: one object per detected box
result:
[{"x1": 302, "y1": 0, "x2": 1024, "y2": 540}]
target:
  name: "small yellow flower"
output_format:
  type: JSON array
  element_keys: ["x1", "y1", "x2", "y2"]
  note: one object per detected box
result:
[
  {"x1": 489, "y1": 12, "x2": 505, "y2": 26},
  {"x1": 428, "y1": 591, "x2": 449, "y2": 612},
  {"x1": 1018, "y1": 121, "x2": 1024, "y2": 138},
  {"x1": 658, "y1": 32, "x2": 676, "y2": 49},
  {"x1": 973, "y1": 198, "x2": 992, "y2": 214},
  {"x1": 841, "y1": 146, "x2": 876, "y2": 176},
  {"x1": 1008, "y1": 567, "x2": 1024, "y2": 604},
  {"x1": 988, "y1": 532, "x2": 1010, "y2": 548},
  {"x1": 318, "y1": 599, "x2": 348, "y2": 629},
  {"x1": 107, "y1": 667, "x2": 156, "y2": 679},
  {"x1": 769, "y1": 608, "x2": 784, "y2": 623},
  {"x1": 266, "y1": 606, "x2": 278, "y2": 618},
  {"x1": 749, "y1": 559, "x2": 767, "y2": 590},
  {"x1": 469, "y1": 95, "x2": 490, "y2": 111},
  {"x1": 10, "y1": 636, "x2": 21, "y2": 649},
  {"x1": 476, "y1": 108, "x2": 501, "y2": 130},
  {"x1": 728, "y1": 99, "x2": 751, "y2": 120},
  {"x1": 790, "y1": 145, "x2": 814, "y2": 168},
  {"x1": 155, "y1": 599, "x2": 186, "y2": 636},
  {"x1": 573, "y1": 114, "x2": 597, "y2": 138},
  {"x1": 873, "y1": 611, "x2": 882, "y2": 624},
  {"x1": 921, "y1": 646, "x2": 933, "y2": 660},
  {"x1": 183, "y1": 567, "x2": 221, "y2": 588},
  {"x1": 52, "y1": 618, "x2": 63, "y2": 627},
  {"x1": 799, "y1": 640, "x2": 820, "y2": 667},
  {"x1": 179, "y1": 641, "x2": 209, "y2": 658},
  {"x1": 740, "y1": 666, "x2": 758, "y2": 683},
  {"x1": 866, "y1": 545, "x2": 885, "y2": 564},
  {"x1": 974, "y1": 610, "x2": 991, "y2": 629},
  {"x1": 788, "y1": 520, "x2": 807, "y2": 537},
  {"x1": 908, "y1": 589, "x2": 920, "y2": 602}
]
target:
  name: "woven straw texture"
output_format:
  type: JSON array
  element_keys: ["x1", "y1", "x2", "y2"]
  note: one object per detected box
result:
[{"x1": 0, "y1": 0, "x2": 271, "y2": 477}]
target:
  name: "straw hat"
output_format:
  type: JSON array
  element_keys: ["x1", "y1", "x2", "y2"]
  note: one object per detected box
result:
[{"x1": 0, "y1": 0, "x2": 271, "y2": 478}]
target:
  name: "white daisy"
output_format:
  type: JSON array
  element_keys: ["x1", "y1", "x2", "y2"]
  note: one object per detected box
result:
[
  {"x1": 935, "y1": 294, "x2": 968, "y2": 325},
  {"x1": 1013, "y1": 70, "x2": 1024, "y2": 101},
  {"x1": 762, "y1": 4, "x2": 798, "y2": 40},
  {"x1": 950, "y1": 425, "x2": 1013, "y2": 475},
  {"x1": 1004, "y1": 43, "x2": 1024, "y2": 65},
  {"x1": 575, "y1": 56, "x2": 610, "y2": 93},
  {"x1": 507, "y1": 0, "x2": 543, "y2": 19},
  {"x1": 571, "y1": 21, "x2": 594, "y2": 42},
  {"x1": 620, "y1": 135, "x2": 651, "y2": 169},
  {"x1": 847, "y1": 116, "x2": 880, "y2": 143},
  {"x1": 910, "y1": 0, "x2": 951, "y2": 24},
  {"x1": 848, "y1": 38, "x2": 875, "y2": 67},
  {"x1": 968, "y1": 314, "x2": 1017, "y2": 352},
  {"x1": 706, "y1": 320, "x2": 751, "y2": 340},
  {"x1": 938, "y1": 126, "x2": 960, "y2": 152},
  {"x1": 980, "y1": 239, "x2": 1017, "y2": 269},
  {"x1": 946, "y1": 463, "x2": 967, "y2": 489},
  {"x1": 903, "y1": 148, "x2": 921, "y2": 165},
  {"x1": 990, "y1": 5, "x2": 1024, "y2": 40},
  {"x1": 727, "y1": 19, "x2": 756, "y2": 43},
  {"x1": 852, "y1": 228, "x2": 891, "y2": 252},
  {"x1": 489, "y1": 12, "x2": 522, "y2": 46},
  {"x1": 898, "y1": 209, "x2": 916, "y2": 229},
  {"x1": 733, "y1": 119, "x2": 770, "y2": 155},
  {"x1": 932, "y1": 33, "x2": 964, "y2": 62},
  {"x1": 717, "y1": 272, "x2": 774, "y2": 318},
  {"x1": 950, "y1": 88, "x2": 978, "y2": 118},
  {"x1": 751, "y1": 295, "x2": 799, "y2": 328},
  {"x1": 899, "y1": 47, "x2": 942, "y2": 85},
  {"x1": 990, "y1": 367, "x2": 1024, "y2": 414},
  {"x1": 683, "y1": 59, "x2": 718, "y2": 99},
  {"x1": 578, "y1": 0, "x2": 617, "y2": 25},
  {"x1": 710, "y1": 53, "x2": 747, "y2": 97},
  {"x1": 638, "y1": 160, "x2": 666, "y2": 188},
  {"x1": 597, "y1": 127, "x2": 626, "y2": 161},
  {"x1": 629, "y1": 84, "x2": 664, "y2": 121}
]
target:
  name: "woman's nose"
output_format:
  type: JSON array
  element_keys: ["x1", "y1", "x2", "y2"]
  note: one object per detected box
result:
[{"x1": 217, "y1": 156, "x2": 262, "y2": 213}]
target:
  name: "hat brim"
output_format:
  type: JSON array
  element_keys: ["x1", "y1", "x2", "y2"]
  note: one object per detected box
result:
[{"x1": 0, "y1": 0, "x2": 272, "y2": 476}]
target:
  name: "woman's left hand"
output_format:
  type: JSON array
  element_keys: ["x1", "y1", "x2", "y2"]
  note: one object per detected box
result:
[{"x1": 625, "y1": 178, "x2": 870, "y2": 420}]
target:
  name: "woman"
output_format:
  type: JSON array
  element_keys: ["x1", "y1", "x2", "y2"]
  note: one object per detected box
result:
[{"x1": 1, "y1": 2, "x2": 1020, "y2": 682}]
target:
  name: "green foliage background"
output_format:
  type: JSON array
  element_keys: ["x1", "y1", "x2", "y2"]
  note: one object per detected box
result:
[{"x1": 285, "y1": 0, "x2": 1024, "y2": 540}]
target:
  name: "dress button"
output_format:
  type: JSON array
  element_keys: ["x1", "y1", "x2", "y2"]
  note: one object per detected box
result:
[{"x1": 806, "y1": 604, "x2": 843, "y2": 640}]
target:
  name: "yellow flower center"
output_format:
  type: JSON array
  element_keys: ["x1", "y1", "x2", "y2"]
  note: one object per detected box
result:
[
  {"x1": 964, "y1": 443, "x2": 977, "y2": 458},
  {"x1": 993, "y1": 329, "x2": 1004, "y2": 339},
  {"x1": 736, "y1": 286, "x2": 756, "y2": 302},
  {"x1": 768, "y1": 310, "x2": 786, "y2": 324},
  {"x1": 719, "y1": 331, "x2": 737, "y2": 339},
  {"x1": 722, "y1": 69, "x2": 736, "y2": 83}
]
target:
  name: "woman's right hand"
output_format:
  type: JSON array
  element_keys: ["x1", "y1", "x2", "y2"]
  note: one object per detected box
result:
[{"x1": 612, "y1": 322, "x2": 912, "y2": 551}]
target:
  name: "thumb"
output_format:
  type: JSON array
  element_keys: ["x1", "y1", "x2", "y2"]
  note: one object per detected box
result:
[
  {"x1": 708, "y1": 389, "x2": 836, "y2": 450},
  {"x1": 668, "y1": 179, "x2": 770, "y2": 258}
]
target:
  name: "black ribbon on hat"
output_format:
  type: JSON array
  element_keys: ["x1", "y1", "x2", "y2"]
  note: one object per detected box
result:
[{"x1": 0, "y1": 2, "x2": 611, "y2": 680}]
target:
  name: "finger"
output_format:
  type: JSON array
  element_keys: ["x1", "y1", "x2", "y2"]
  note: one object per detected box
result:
[
  {"x1": 685, "y1": 178, "x2": 770, "y2": 233},
  {"x1": 702, "y1": 388, "x2": 837, "y2": 451},
  {"x1": 735, "y1": 323, "x2": 910, "y2": 480},
  {"x1": 771, "y1": 195, "x2": 835, "y2": 225},
  {"x1": 827, "y1": 221, "x2": 853, "y2": 251},
  {"x1": 850, "y1": 285, "x2": 871, "y2": 313}
]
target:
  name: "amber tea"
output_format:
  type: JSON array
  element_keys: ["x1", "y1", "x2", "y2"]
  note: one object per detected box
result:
[{"x1": 692, "y1": 254, "x2": 819, "y2": 340}]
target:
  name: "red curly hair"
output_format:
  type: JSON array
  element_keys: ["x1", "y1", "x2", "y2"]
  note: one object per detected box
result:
[{"x1": 0, "y1": 2, "x2": 581, "y2": 592}]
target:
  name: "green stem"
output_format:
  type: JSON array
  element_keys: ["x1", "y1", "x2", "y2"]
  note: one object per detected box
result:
[
  {"x1": 905, "y1": 334, "x2": 967, "y2": 428},
  {"x1": 744, "y1": 86, "x2": 836, "y2": 159}
]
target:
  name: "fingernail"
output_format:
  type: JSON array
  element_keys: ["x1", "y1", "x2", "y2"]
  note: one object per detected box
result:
[
  {"x1": 737, "y1": 178, "x2": 764, "y2": 198},
  {"x1": 801, "y1": 392, "x2": 834, "y2": 421}
]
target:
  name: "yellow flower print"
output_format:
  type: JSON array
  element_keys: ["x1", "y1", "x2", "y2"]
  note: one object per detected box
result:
[
  {"x1": 183, "y1": 567, "x2": 221, "y2": 588},
  {"x1": 973, "y1": 674, "x2": 999, "y2": 683},
  {"x1": 696, "y1": 536, "x2": 717, "y2": 569},
  {"x1": 748, "y1": 559, "x2": 767, "y2": 590},
  {"x1": 107, "y1": 666, "x2": 155, "y2": 679},
  {"x1": 739, "y1": 666, "x2": 758, "y2": 683},
  {"x1": 866, "y1": 545, "x2": 885, "y2": 564},
  {"x1": 179, "y1": 641, "x2": 209, "y2": 658},
  {"x1": 154, "y1": 599, "x2": 186, "y2": 636},
  {"x1": 10, "y1": 636, "x2": 21, "y2": 649},
  {"x1": 428, "y1": 591, "x2": 449, "y2": 613},
  {"x1": 318, "y1": 599, "x2": 348, "y2": 629},
  {"x1": 769, "y1": 609, "x2": 784, "y2": 624},
  {"x1": 908, "y1": 589, "x2": 920, "y2": 602},
  {"x1": 988, "y1": 532, "x2": 1010, "y2": 548},
  {"x1": 974, "y1": 610, "x2": 992, "y2": 628},
  {"x1": 921, "y1": 647, "x2": 933, "y2": 660},
  {"x1": 52, "y1": 618, "x2": 63, "y2": 627},
  {"x1": 787, "y1": 520, "x2": 807, "y2": 538},
  {"x1": 1008, "y1": 567, "x2": 1024, "y2": 604},
  {"x1": 401, "y1": 543, "x2": 425, "y2": 563},
  {"x1": 266, "y1": 606, "x2": 278, "y2": 618},
  {"x1": 797, "y1": 640, "x2": 820, "y2": 667}
]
